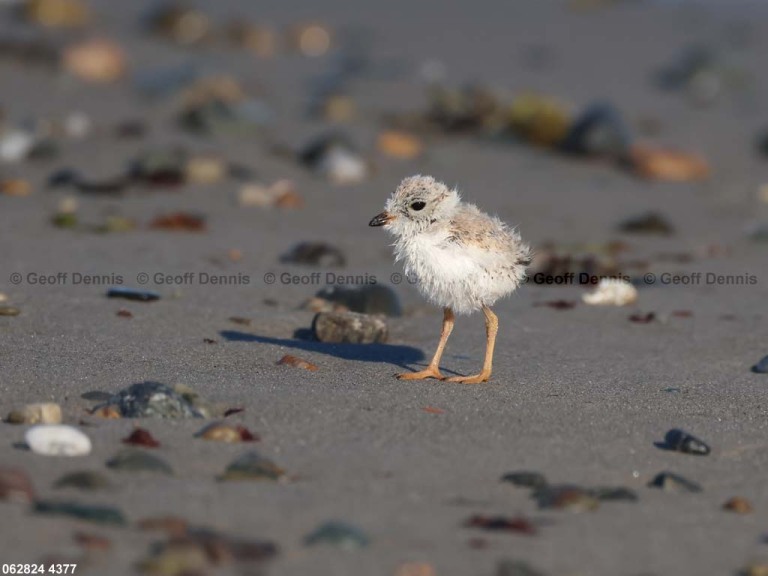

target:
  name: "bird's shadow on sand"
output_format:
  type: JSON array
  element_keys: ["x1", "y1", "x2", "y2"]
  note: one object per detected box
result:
[{"x1": 220, "y1": 330, "x2": 426, "y2": 371}]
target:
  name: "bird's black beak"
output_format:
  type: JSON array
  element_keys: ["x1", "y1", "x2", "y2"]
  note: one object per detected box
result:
[{"x1": 369, "y1": 211, "x2": 394, "y2": 227}]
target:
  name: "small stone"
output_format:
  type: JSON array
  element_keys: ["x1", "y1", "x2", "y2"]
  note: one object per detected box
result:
[
  {"x1": 0, "y1": 305, "x2": 21, "y2": 316},
  {"x1": 288, "y1": 23, "x2": 332, "y2": 57},
  {"x1": 107, "y1": 287, "x2": 160, "y2": 302},
  {"x1": 47, "y1": 168, "x2": 80, "y2": 188},
  {"x1": 25, "y1": 425, "x2": 91, "y2": 456},
  {"x1": 661, "y1": 428, "x2": 711, "y2": 456},
  {"x1": 281, "y1": 242, "x2": 345, "y2": 267},
  {"x1": 298, "y1": 133, "x2": 368, "y2": 185},
  {"x1": 97, "y1": 215, "x2": 136, "y2": 233},
  {"x1": 95, "y1": 381, "x2": 204, "y2": 419},
  {"x1": 185, "y1": 155, "x2": 226, "y2": 184},
  {"x1": 464, "y1": 515, "x2": 537, "y2": 535},
  {"x1": 227, "y1": 22, "x2": 276, "y2": 57},
  {"x1": 7, "y1": 402, "x2": 62, "y2": 425},
  {"x1": 172, "y1": 383, "x2": 216, "y2": 418},
  {"x1": 618, "y1": 212, "x2": 675, "y2": 235},
  {"x1": 123, "y1": 427, "x2": 161, "y2": 448},
  {"x1": 137, "y1": 541, "x2": 210, "y2": 575},
  {"x1": 508, "y1": 93, "x2": 572, "y2": 147},
  {"x1": 73, "y1": 531, "x2": 111, "y2": 551},
  {"x1": 533, "y1": 485, "x2": 599, "y2": 512},
  {"x1": 0, "y1": 468, "x2": 36, "y2": 503},
  {"x1": 629, "y1": 312, "x2": 655, "y2": 324},
  {"x1": 196, "y1": 422, "x2": 259, "y2": 443},
  {"x1": 313, "y1": 284, "x2": 402, "y2": 317},
  {"x1": 149, "y1": 4, "x2": 211, "y2": 46},
  {"x1": 130, "y1": 149, "x2": 185, "y2": 187},
  {"x1": 377, "y1": 130, "x2": 423, "y2": 159},
  {"x1": 648, "y1": 472, "x2": 702, "y2": 493},
  {"x1": 723, "y1": 496, "x2": 752, "y2": 514},
  {"x1": 588, "y1": 487, "x2": 638, "y2": 502},
  {"x1": 561, "y1": 102, "x2": 632, "y2": 160},
  {"x1": 228, "y1": 316, "x2": 251, "y2": 326},
  {"x1": 0, "y1": 129, "x2": 35, "y2": 162},
  {"x1": 0, "y1": 178, "x2": 31, "y2": 196},
  {"x1": 54, "y1": 470, "x2": 112, "y2": 491},
  {"x1": 34, "y1": 500, "x2": 126, "y2": 525},
  {"x1": 64, "y1": 38, "x2": 126, "y2": 83},
  {"x1": 303, "y1": 521, "x2": 370, "y2": 549},
  {"x1": 24, "y1": 0, "x2": 90, "y2": 27},
  {"x1": 395, "y1": 564, "x2": 435, "y2": 576},
  {"x1": 752, "y1": 355, "x2": 768, "y2": 374},
  {"x1": 106, "y1": 449, "x2": 173, "y2": 475},
  {"x1": 150, "y1": 212, "x2": 206, "y2": 232},
  {"x1": 742, "y1": 565, "x2": 768, "y2": 576},
  {"x1": 277, "y1": 354, "x2": 318, "y2": 371},
  {"x1": 219, "y1": 451, "x2": 285, "y2": 481},
  {"x1": 500, "y1": 471, "x2": 548, "y2": 490},
  {"x1": 52, "y1": 211, "x2": 78, "y2": 228},
  {"x1": 237, "y1": 180, "x2": 303, "y2": 209},
  {"x1": 629, "y1": 146, "x2": 710, "y2": 181},
  {"x1": 116, "y1": 309, "x2": 133, "y2": 318},
  {"x1": 312, "y1": 311, "x2": 388, "y2": 344},
  {"x1": 138, "y1": 516, "x2": 189, "y2": 537},
  {"x1": 497, "y1": 560, "x2": 547, "y2": 576},
  {"x1": 582, "y1": 278, "x2": 638, "y2": 306}
]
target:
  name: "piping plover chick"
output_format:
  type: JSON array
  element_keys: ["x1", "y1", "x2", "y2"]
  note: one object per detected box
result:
[{"x1": 370, "y1": 175, "x2": 531, "y2": 384}]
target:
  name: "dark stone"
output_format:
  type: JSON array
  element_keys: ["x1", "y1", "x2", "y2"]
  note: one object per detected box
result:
[
  {"x1": 312, "y1": 311, "x2": 388, "y2": 344},
  {"x1": 106, "y1": 449, "x2": 174, "y2": 475},
  {"x1": 532, "y1": 485, "x2": 599, "y2": 511},
  {"x1": 658, "y1": 429, "x2": 711, "y2": 456},
  {"x1": 34, "y1": 500, "x2": 127, "y2": 525},
  {"x1": 648, "y1": 472, "x2": 702, "y2": 493},
  {"x1": 107, "y1": 287, "x2": 160, "y2": 302},
  {"x1": 500, "y1": 471, "x2": 548, "y2": 490},
  {"x1": 464, "y1": 515, "x2": 537, "y2": 535},
  {"x1": 219, "y1": 451, "x2": 285, "y2": 481},
  {"x1": 303, "y1": 521, "x2": 370, "y2": 549},
  {"x1": 588, "y1": 487, "x2": 639, "y2": 502},
  {"x1": 752, "y1": 355, "x2": 768, "y2": 374},
  {"x1": 618, "y1": 212, "x2": 675, "y2": 235},
  {"x1": 314, "y1": 284, "x2": 402, "y2": 317},
  {"x1": 497, "y1": 560, "x2": 548, "y2": 576},
  {"x1": 298, "y1": 133, "x2": 357, "y2": 170},
  {"x1": 94, "y1": 381, "x2": 203, "y2": 419},
  {"x1": 47, "y1": 168, "x2": 81, "y2": 189},
  {"x1": 54, "y1": 471, "x2": 112, "y2": 491},
  {"x1": 560, "y1": 102, "x2": 632, "y2": 160},
  {"x1": 280, "y1": 242, "x2": 346, "y2": 267}
]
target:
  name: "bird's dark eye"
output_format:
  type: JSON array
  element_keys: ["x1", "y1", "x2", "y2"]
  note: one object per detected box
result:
[{"x1": 410, "y1": 201, "x2": 426, "y2": 211}]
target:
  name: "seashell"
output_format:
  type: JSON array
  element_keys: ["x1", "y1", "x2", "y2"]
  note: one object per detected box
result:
[
  {"x1": 25, "y1": 425, "x2": 92, "y2": 456},
  {"x1": 582, "y1": 278, "x2": 637, "y2": 306}
]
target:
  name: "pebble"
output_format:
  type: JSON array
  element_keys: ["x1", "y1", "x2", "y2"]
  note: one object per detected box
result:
[
  {"x1": 138, "y1": 516, "x2": 189, "y2": 537},
  {"x1": 277, "y1": 354, "x2": 318, "y2": 371},
  {"x1": 723, "y1": 496, "x2": 752, "y2": 514},
  {"x1": 73, "y1": 531, "x2": 111, "y2": 551},
  {"x1": 313, "y1": 285, "x2": 402, "y2": 317},
  {"x1": 130, "y1": 149, "x2": 186, "y2": 187},
  {"x1": 377, "y1": 130, "x2": 423, "y2": 159},
  {"x1": 752, "y1": 355, "x2": 768, "y2": 374},
  {"x1": 149, "y1": 4, "x2": 211, "y2": 46},
  {"x1": 742, "y1": 565, "x2": 768, "y2": 576},
  {"x1": 0, "y1": 178, "x2": 31, "y2": 196},
  {"x1": 661, "y1": 428, "x2": 711, "y2": 456},
  {"x1": 24, "y1": 0, "x2": 90, "y2": 27},
  {"x1": 533, "y1": 485, "x2": 599, "y2": 512},
  {"x1": 582, "y1": 278, "x2": 638, "y2": 306},
  {"x1": 0, "y1": 129, "x2": 35, "y2": 162},
  {"x1": 0, "y1": 306, "x2": 21, "y2": 316},
  {"x1": 185, "y1": 155, "x2": 226, "y2": 184},
  {"x1": 196, "y1": 422, "x2": 258, "y2": 443},
  {"x1": 588, "y1": 487, "x2": 638, "y2": 502},
  {"x1": 561, "y1": 102, "x2": 632, "y2": 160},
  {"x1": 648, "y1": 472, "x2": 702, "y2": 493},
  {"x1": 312, "y1": 311, "x2": 388, "y2": 344},
  {"x1": 0, "y1": 468, "x2": 36, "y2": 503},
  {"x1": 6, "y1": 402, "x2": 62, "y2": 425},
  {"x1": 107, "y1": 287, "x2": 160, "y2": 302},
  {"x1": 219, "y1": 451, "x2": 285, "y2": 481},
  {"x1": 238, "y1": 180, "x2": 303, "y2": 209},
  {"x1": 25, "y1": 425, "x2": 91, "y2": 456},
  {"x1": 508, "y1": 92, "x2": 572, "y2": 147},
  {"x1": 298, "y1": 133, "x2": 368, "y2": 185},
  {"x1": 500, "y1": 471, "x2": 548, "y2": 490},
  {"x1": 52, "y1": 211, "x2": 78, "y2": 228},
  {"x1": 64, "y1": 38, "x2": 127, "y2": 83},
  {"x1": 123, "y1": 427, "x2": 161, "y2": 448},
  {"x1": 303, "y1": 521, "x2": 370, "y2": 549},
  {"x1": 227, "y1": 22, "x2": 277, "y2": 57},
  {"x1": 94, "y1": 381, "x2": 204, "y2": 418},
  {"x1": 395, "y1": 563, "x2": 436, "y2": 576},
  {"x1": 54, "y1": 470, "x2": 112, "y2": 491},
  {"x1": 34, "y1": 500, "x2": 126, "y2": 525},
  {"x1": 618, "y1": 212, "x2": 675, "y2": 235},
  {"x1": 629, "y1": 146, "x2": 710, "y2": 182},
  {"x1": 106, "y1": 449, "x2": 173, "y2": 475},
  {"x1": 464, "y1": 515, "x2": 537, "y2": 535},
  {"x1": 497, "y1": 560, "x2": 547, "y2": 576},
  {"x1": 150, "y1": 212, "x2": 207, "y2": 232},
  {"x1": 280, "y1": 242, "x2": 346, "y2": 267}
]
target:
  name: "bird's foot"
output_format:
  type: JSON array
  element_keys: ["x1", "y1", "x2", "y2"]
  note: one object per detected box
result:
[
  {"x1": 397, "y1": 366, "x2": 445, "y2": 381},
  {"x1": 445, "y1": 371, "x2": 490, "y2": 384}
]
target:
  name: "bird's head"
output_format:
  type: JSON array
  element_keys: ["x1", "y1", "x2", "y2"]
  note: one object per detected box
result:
[{"x1": 369, "y1": 175, "x2": 460, "y2": 236}]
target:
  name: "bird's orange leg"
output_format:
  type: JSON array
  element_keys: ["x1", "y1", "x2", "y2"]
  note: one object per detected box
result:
[
  {"x1": 446, "y1": 305, "x2": 497, "y2": 384},
  {"x1": 398, "y1": 308, "x2": 454, "y2": 380}
]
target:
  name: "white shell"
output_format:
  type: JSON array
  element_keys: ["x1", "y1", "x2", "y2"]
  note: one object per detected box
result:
[
  {"x1": 25, "y1": 425, "x2": 92, "y2": 457},
  {"x1": 582, "y1": 278, "x2": 638, "y2": 306}
]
